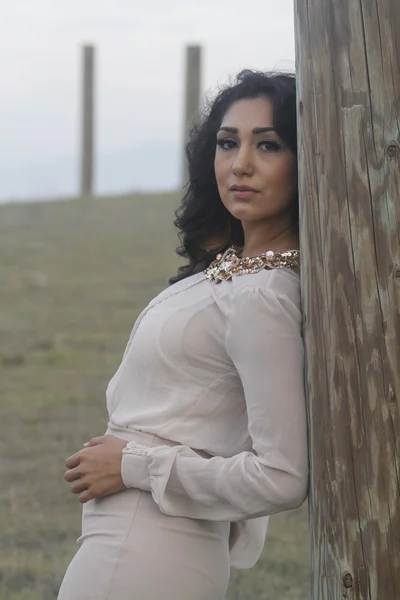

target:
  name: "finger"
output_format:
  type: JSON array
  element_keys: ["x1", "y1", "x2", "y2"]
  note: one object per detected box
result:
[
  {"x1": 84, "y1": 436, "x2": 106, "y2": 447},
  {"x1": 65, "y1": 452, "x2": 81, "y2": 469},
  {"x1": 78, "y1": 489, "x2": 96, "y2": 504},
  {"x1": 71, "y1": 479, "x2": 89, "y2": 495},
  {"x1": 64, "y1": 467, "x2": 82, "y2": 483}
]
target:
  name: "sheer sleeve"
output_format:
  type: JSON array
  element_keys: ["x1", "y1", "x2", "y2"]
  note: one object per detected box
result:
[{"x1": 121, "y1": 285, "x2": 309, "y2": 521}]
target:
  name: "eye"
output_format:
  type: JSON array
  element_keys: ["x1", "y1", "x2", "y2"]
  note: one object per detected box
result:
[
  {"x1": 216, "y1": 138, "x2": 237, "y2": 151},
  {"x1": 258, "y1": 141, "x2": 281, "y2": 152}
]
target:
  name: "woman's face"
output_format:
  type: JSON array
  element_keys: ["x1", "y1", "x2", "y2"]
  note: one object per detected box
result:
[{"x1": 214, "y1": 96, "x2": 297, "y2": 225}]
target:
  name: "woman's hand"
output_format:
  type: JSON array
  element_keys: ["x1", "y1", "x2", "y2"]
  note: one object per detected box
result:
[{"x1": 64, "y1": 435, "x2": 128, "y2": 503}]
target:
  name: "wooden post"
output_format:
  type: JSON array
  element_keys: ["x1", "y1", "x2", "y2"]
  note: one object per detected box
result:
[
  {"x1": 182, "y1": 45, "x2": 202, "y2": 187},
  {"x1": 295, "y1": 0, "x2": 400, "y2": 598},
  {"x1": 80, "y1": 44, "x2": 95, "y2": 198}
]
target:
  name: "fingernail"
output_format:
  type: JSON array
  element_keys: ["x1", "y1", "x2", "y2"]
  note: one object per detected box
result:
[{"x1": 83, "y1": 442, "x2": 89, "y2": 447}]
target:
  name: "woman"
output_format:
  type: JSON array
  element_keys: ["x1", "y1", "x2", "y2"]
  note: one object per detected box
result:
[{"x1": 59, "y1": 69, "x2": 308, "y2": 600}]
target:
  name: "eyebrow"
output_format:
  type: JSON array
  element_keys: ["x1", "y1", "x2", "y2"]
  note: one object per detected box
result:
[{"x1": 218, "y1": 126, "x2": 276, "y2": 134}]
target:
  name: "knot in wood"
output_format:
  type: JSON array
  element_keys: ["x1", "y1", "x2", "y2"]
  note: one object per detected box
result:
[
  {"x1": 343, "y1": 573, "x2": 353, "y2": 589},
  {"x1": 386, "y1": 142, "x2": 399, "y2": 158},
  {"x1": 395, "y1": 268, "x2": 400, "y2": 279},
  {"x1": 299, "y1": 101, "x2": 304, "y2": 115}
]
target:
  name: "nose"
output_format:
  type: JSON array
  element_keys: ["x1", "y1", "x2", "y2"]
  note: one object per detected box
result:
[{"x1": 231, "y1": 144, "x2": 254, "y2": 177}]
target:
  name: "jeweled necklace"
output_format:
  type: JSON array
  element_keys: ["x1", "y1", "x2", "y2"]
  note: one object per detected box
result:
[{"x1": 204, "y1": 244, "x2": 300, "y2": 283}]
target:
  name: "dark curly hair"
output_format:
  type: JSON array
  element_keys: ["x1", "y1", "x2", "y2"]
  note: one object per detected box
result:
[{"x1": 169, "y1": 69, "x2": 298, "y2": 285}]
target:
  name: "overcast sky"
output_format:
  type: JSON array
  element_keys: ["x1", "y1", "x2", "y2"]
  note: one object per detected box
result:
[
  {"x1": 1, "y1": 1, "x2": 295, "y2": 161},
  {"x1": 0, "y1": 1, "x2": 295, "y2": 198}
]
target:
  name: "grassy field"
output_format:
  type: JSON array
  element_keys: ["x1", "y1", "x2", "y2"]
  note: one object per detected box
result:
[{"x1": 0, "y1": 193, "x2": 310, "y2": 600}]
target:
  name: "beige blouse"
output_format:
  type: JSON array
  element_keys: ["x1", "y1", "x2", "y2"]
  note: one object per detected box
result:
[{"x1": 104, "y1": 265, "x2": 308, "y2": 569}]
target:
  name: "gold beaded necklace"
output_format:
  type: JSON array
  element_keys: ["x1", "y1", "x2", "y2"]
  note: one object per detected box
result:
[{"x1": 204, "y1": 244, "x2": 300, "y2": 283}]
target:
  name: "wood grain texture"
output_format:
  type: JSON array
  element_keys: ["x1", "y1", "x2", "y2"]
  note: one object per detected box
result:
[{"x1": 294, "y1": 0, "x2": 400, "y2": 598}]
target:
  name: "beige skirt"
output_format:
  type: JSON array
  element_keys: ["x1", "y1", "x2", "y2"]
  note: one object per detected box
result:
[{"x1": 57, "y1": 431, "x2": 231, "y2": 600}]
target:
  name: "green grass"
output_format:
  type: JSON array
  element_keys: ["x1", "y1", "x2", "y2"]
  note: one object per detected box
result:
[{"x1": 0, "y1": 193, "x2": 310, "y2": 599}]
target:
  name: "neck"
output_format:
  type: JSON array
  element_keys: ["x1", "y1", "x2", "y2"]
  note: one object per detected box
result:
[{"x1": 240, "y1": 216, "x2": 298, "y2": 257}]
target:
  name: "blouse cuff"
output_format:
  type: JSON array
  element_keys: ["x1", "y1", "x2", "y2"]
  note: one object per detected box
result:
[{"x1": 121, "y1": 442, "x2": 151, "y2": 491}]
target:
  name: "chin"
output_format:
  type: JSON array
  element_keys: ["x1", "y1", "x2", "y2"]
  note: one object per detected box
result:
[{"x1": 230, "y1": 205, "x2": 263, "y2": 222}]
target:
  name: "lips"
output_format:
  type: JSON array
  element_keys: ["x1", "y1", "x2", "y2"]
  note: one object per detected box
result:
[
  {"x1": 229, "y1": 185, "x2": 259, "y2": 199},
  {"x1": 230, "y1": 185, "x2": 258, "y2": 193}
]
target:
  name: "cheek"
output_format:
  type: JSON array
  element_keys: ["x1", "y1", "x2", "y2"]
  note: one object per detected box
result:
[
  {"x1": 214, "y1": 155, "x2": 229, "y2": 189},
  {"x1": 214, "y1": 157, "x2": 231, "y2": 208},
  {"x1": 268, "y1": 157, "x2": 297, "y2": 193}
]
